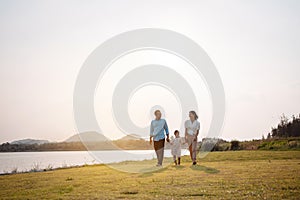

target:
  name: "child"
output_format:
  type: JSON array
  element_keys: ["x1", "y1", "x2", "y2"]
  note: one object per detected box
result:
[{"x1": 170, "y1": 130, "x2": 182, "y2": 165}]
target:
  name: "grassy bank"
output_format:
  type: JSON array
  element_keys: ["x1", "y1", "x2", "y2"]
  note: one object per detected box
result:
[{"x1": 0, "y1": 151, "x2": 299, "y2": 199}]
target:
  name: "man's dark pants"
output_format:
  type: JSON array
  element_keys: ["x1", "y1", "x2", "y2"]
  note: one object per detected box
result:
[{"x1": 154, "y1": 138, "x2": 165, "y2": 165}]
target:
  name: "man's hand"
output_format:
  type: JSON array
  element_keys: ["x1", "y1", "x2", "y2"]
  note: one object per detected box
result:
[
  {"x1": 166, "y1": 136, "x2": 170, "y2": 143},
  {"x1": 149, "y1": 136, "x2": 153, "y2": 145}
]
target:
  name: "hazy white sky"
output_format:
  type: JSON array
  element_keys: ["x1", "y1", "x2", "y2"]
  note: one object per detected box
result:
[{"x1": 0, "y1": 0, "x2": 300, "y2": 143}]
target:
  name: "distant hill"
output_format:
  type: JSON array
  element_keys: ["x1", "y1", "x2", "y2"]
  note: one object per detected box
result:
[
  {"x1": 119, "y1": 134, "x2": 142, "y2": 141},
  {"x1": 11, "y1": 139, "x2": 49, "y2": 145},
  {"x1": 64, "y1": 132, "x2": 107, "y2": 143}
]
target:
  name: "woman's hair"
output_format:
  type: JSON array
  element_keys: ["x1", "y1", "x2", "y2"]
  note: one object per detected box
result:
[
  {"x1": 174, "y1": 130, "x2": 179, "y2": 135},
  {"x1": 189, "y1": 111, "x2": 198, "y2": 120}
]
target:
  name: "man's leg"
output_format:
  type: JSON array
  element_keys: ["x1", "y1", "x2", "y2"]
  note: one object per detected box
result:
[
  {"x1": 157, "y1": 139, "x2": 165, "y2": 165},
  {"x1": 153, "y1": 141, "x2": 159, "y2": 165},
  {"x1": 161, "y1": 144, "x2": 164, "y2": 164}
]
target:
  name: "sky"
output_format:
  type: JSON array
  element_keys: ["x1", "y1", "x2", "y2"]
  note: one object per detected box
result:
[{"x1": 0, "y1": 0, "x2": 300, "y2": 143}]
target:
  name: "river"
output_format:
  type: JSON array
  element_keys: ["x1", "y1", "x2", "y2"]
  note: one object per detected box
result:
[{"x1": 0, "y1": 149, "x2": 190, "y2": 174}]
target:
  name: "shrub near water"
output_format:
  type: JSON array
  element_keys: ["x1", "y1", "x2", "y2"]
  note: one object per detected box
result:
[{"x1": 258, "y1": 138, "x2": 300, "y2": 150}]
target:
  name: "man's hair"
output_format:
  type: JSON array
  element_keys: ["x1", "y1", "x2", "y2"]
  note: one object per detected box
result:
[
  {"x1": 154, "y1": 110, "x2": 161, "y2": 115},
  {"x1": 189, "y1": 110, "x2": 198, "y2": 120}
]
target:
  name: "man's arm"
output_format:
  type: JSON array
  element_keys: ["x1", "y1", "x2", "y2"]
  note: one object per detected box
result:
[
  {"x1": 150, "y1": 121, "x2": 154, "y2": 136},
  {"x1": 164, "y1": 120, "x2": 170, "y2": 142},
  {"x1": 150, "y1": 121, "x2": 154, "y2": 145},
  {"x1": 149, "y1": 136, "x2": 153, "y2": 145}
]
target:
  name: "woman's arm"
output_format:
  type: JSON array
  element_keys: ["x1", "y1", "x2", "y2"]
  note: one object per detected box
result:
[
  {"x1": 194, "y1": 130, "x2": 199, "y2": 141},
  {"x1": 194, "y1": 121, "x2": 200, "y2": 141},
  {"x1": 184, "y1": 120, "x2": 188, "y2": 142},
  {"x1": 185, "y1": 128, "x2": 188, "y2": 142}
]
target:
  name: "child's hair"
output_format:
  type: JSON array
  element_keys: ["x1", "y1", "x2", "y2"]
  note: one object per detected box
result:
[{"x1": 174, "y1": 130, "x2": 179, "y2": 135}]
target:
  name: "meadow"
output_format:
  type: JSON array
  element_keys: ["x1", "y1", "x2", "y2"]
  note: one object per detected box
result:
[{"x1": 0, "y1": 151, "x2": 299, "y2": 199}]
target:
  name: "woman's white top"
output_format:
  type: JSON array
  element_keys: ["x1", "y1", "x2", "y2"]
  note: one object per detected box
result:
[
  {"x1": 171, "y1": 137, "x2": 182, "y2": 157},
  {"x1": 184, "y1": 119, "x2": 200, "y2": 136}
]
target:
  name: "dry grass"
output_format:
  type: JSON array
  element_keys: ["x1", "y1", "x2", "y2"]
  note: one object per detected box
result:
[{"x1": 0, "y1": 151, "x2": 299, "y2": 199}]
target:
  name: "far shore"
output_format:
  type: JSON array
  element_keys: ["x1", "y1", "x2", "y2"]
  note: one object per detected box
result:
[{"x1": 1, "y1": 136, "x2": 300, "y2": 152}]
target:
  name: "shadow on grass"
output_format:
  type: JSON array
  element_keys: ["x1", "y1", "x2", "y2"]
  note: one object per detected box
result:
[
  {"x1": 180, "y1": 192, "x2": 215, "y2": 197},
  {"x1": 120, "y1": 190, "x2": 139, "y2": 195},
  {"x1": 138, "y1": 165, "x2": 170, "y2": 177},
  {"x1": 173, "y1": 165, "x2": 185, "y2": 170},
  {"x1": 190, "y1": 165, "x2": 220, "y2": 174}
]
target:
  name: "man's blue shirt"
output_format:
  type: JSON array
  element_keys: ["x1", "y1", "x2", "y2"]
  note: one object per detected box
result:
[{"x1": 150, "y1": 119, "x2": 169, "y2": 141}]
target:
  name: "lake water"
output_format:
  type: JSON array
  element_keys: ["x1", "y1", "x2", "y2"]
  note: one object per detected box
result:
[{"x1": 0, "y1": 149, "x2": 190, "y2": 174}]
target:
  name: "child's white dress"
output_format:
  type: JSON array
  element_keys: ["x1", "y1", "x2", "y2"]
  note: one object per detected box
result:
[{"x1": 171, "y1": 137, "x2": 181, "y2": 157}]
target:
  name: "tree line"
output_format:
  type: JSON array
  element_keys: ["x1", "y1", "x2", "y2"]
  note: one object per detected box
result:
[
  {"x1": 266, "y1": 114, "x2": 300, "y2": 138},
  {"x1": 1, "y1": 114, "x2": 299, "y2": 152},
  {"x1": 0, "y1": 140, "x2": 154, "y2": 152}
]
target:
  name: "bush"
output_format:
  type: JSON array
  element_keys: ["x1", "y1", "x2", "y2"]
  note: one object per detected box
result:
[
  {"x1": 288, "y1": 141, "x2": 299, "y2": 148},
  {"x1": 230, "y1": 140, "x2": 240, "y2": 150},
  {"x1": 257, "y1": 139, "x2": 300, "y2": 150}
]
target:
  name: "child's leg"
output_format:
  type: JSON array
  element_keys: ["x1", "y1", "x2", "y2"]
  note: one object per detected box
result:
[{"x1": 173, "y1": 155, "x2": 177, "y2": 165}]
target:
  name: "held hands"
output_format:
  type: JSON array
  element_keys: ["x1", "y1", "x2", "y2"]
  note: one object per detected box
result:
[
  {"x1": 149, "y1": 136, "x2": 171, "y2": 144},
  {"x1": 166, "y1": 136, "x2": 170, "y2": 143}
]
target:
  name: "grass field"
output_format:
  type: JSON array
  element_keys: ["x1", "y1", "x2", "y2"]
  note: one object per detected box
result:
[{"x1": 0, "y1": 151, "x2": 300, "y2": 199}]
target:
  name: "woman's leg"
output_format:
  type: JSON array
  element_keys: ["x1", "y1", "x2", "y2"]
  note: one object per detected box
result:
[
  {"x1": 192, "y1": 139, "x2": 197, "y2": 164},
  {"x1": 189, "y1": 144, "x2": 193, "y2": 160}
]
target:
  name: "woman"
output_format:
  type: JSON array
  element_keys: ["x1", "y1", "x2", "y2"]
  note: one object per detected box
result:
[{"x1": 185, "y1": 111, "x2": 200, "y2": 165}]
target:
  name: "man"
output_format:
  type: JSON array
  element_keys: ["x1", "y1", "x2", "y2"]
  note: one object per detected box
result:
[{"x1": 150, "y1": 110, "x2": 169, "y2": 166}]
